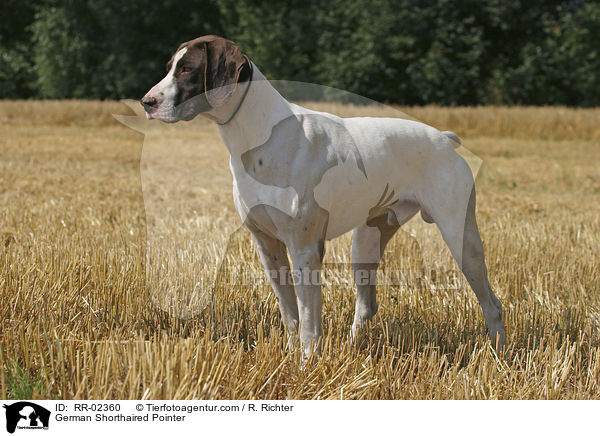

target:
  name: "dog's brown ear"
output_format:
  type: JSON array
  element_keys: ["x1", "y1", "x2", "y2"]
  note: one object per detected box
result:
[{"x1": 204, "y1": 38, "x2": 250, "y2": 108}]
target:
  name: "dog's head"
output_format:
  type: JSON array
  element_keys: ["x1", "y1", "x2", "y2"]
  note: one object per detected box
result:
[{"x1": 141, "y1": 35, "x2": 251, "y2": 123}]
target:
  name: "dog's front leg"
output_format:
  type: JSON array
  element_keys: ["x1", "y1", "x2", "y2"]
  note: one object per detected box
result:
[
  {"x1": 250, "y1": 228, "x2": 300, "y2": 347},
  {"x1": 289, "y1": 243, "x2": 324, "y2": 357}
]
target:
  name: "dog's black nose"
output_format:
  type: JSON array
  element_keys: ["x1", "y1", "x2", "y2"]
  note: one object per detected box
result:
[{"x1": 141, "y1": 95, "x2": 158, "y2": 108}]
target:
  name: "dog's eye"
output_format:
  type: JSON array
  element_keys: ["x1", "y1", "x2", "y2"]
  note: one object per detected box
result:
[{"x1": 180, "y1": 66, "x2": 193, "y2": 74}]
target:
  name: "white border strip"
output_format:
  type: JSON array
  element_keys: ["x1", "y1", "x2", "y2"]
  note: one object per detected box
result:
[{"x1": 0, "y1": 400, "x2": 596, "y2": 435}]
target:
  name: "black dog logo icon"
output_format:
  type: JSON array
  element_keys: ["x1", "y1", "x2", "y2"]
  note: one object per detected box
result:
[{"x1": 3, "y1": 402, "x2": 50, "y2": 433}]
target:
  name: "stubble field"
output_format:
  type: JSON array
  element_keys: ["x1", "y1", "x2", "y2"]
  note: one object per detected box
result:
[{"x1": 1, "y1": 101, "x2": 599, "y2": 399}]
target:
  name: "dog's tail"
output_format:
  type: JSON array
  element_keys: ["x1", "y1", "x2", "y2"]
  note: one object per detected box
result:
[{"x1": 441, "y1": 131, "x2": 461, "y2": 148}]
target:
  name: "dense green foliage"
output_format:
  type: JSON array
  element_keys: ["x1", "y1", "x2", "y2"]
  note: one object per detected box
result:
[{"x1": 1, "y1": 0, "x2": 598, "y2": 105}]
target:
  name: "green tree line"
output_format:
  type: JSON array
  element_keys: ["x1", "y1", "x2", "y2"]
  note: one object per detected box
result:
[{"x1": 1, "y1": 0, "x2": 599, "y2": 105}]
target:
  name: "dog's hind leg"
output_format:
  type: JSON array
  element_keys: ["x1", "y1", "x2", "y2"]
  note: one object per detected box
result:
[
  {"x1": 351, "y1": 202, "x2": 419, "y2": 339},
  {"x1": 421, "y1": 158, "x2": 505, "y2": 348}
]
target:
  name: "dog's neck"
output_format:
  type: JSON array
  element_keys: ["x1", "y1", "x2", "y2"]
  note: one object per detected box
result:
[{"x1": 208, "y1": 64, "x2": 296, "y2": 157}]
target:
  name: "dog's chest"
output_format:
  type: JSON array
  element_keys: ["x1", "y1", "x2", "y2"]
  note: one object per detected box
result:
[{"x1": 228, "y1": 144, "x2": 388, "y2": 240}]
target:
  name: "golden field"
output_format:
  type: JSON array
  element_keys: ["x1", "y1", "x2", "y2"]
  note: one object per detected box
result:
[{"x1": 1, "y1": 101, "x2": 599, "y2": 399}]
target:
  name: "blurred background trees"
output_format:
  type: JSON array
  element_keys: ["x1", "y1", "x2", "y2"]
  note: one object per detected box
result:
[{"x1": 0, "y1": 0, "x2": 598, "y2": 105}]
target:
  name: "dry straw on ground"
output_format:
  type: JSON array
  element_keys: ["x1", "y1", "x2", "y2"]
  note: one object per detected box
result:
[{"x1": 1, "y1": 101, "x2": 599, "y2": 399}]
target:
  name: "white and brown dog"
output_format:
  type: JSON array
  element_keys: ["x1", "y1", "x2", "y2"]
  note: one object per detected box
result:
[{"x1": 141, "y1": 35, "x2": 505, "y2": 355}]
